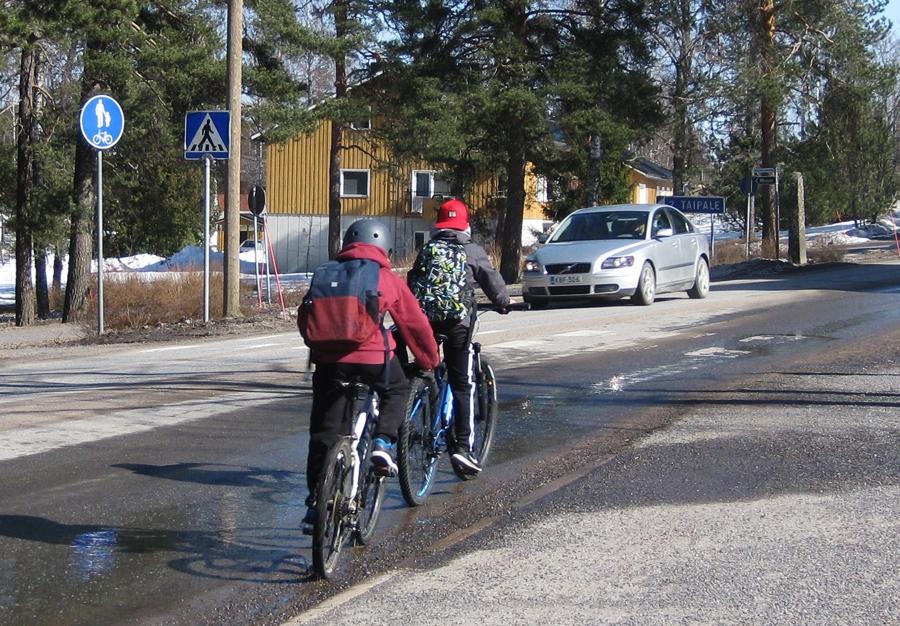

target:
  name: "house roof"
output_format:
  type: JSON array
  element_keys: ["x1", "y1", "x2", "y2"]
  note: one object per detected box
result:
[{"x1": 627, "y1": 156, "x2": 673, "y2": 182}]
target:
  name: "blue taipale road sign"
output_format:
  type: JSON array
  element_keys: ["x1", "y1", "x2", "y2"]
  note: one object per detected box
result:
[
  {"x1": 80, "y1": 95, "x2": 125, "y2": 150},
  {"x1": 184, "y1": 111, "x2": 230, "y2": 160},
  {"x1": 660, "y1": 196, "x2": 726, "y2": 214}
]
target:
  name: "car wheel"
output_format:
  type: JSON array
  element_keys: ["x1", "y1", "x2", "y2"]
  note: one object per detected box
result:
[
  {"x1": 523, "y1": 295, "x2": 548, "y2": 310},
  {"x1": 687, "y1": 258, "x2": 710, "y2": 299},
  {"x1": 631, "y1": 262, "x2": 655, "y2": 306}
]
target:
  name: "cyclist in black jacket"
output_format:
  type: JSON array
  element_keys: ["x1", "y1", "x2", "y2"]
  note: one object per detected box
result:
[{"x1": 408, "y1": 198, "x2": 510, "y2": 476}]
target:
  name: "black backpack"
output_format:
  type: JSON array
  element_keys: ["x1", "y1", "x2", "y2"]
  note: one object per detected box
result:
[{"x1": 409, "y1": 239, "x2": 474, "y2": 322}]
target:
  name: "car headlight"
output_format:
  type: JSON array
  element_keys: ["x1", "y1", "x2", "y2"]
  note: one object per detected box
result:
[
  {"x1": 523, "y1": 259, "x2": 542, "y2": 273},
  {"x1": 601, "y1": 256, "x2": 634, "y2": 269}
]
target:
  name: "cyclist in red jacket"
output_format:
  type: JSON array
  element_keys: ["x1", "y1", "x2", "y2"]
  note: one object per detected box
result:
[{"x1": 301, "y1": 220, "x2": 440, "y2": 532}]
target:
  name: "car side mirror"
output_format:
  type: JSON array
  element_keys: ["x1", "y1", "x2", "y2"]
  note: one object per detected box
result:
[
  {"x1": 655, "y1": 227, "x2": 674, "y2": 238},
  {"x1": 537, "y1": 232, "x2": 549, "y2": 244}
]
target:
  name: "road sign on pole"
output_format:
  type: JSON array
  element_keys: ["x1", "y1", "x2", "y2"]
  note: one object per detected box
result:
[
  {"x1": 659, "y1": 196, "x2": 726, "y2": 214},
  {"x1": 80, "y1": 95, "x2": 125, "y2": 150},
  {"x1": 80, "y1": 94, "x2": 125, "y2": 335},
  {"x1": 248, "y1": 185, "x2": 266, "y2": 216},
  {"x1": 752, "y1": 167, "x2": 777, "y2": 185},
  {"x1": 184, "y1": 111, "x2": 230, "y2": 160}
]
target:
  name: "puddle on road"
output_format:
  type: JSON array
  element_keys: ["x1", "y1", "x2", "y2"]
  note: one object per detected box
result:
[{"x1": 71, "y1": 529, "x2": 118, "y2": 582}]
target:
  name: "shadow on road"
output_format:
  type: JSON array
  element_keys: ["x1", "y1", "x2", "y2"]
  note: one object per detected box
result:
[{"x1": 0, "y1": 513, "x2": 313, "y2": 584}]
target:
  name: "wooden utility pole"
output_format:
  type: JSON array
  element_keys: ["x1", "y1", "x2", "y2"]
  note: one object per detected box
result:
[{"x1": 224, "y1": 0, "x2": 243, "y2": 317}]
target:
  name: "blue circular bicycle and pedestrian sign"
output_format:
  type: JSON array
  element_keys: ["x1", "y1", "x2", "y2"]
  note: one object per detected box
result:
[{"x1": 79, "y1": 95, "x2": 125, "y2": 150}]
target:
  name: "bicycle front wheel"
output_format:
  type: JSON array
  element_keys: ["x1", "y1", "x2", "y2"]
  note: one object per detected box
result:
[
  {"x1": 398, "y1": 377, "x2": 438, "y2": 506},
  {"x1": 355, "y1": 466, "x2": 385, "y2": 545},
  {"x1": 312, "y1": 438, "x2": 353, "y2": 579},
  {"x1": 472, "y1": 356, "x2": 498, "y2": 467}
]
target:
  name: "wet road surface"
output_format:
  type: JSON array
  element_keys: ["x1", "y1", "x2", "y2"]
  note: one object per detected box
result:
[{"x1": 0, "y1": 261, "x2": 898, "y2": 624}]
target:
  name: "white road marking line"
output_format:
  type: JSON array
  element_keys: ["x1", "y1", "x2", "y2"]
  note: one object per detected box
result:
[
  {"x1": 555, "y1": 330, "x2": 612, "y2": 337},
  {"x1": 492, "y1": 339, "x2": 547, "y2": 350},
  {"x1": 685, "y1": 347, "x2": 751, "y2": 358},
  {"x1": 477, "y1": 329, "x2": 504, "y2": 336},
  {"x1": 245, "y1": 343, "x2": 282, "y2": 349},
  {"x1": 141, "y1": 344, "x2": 202, "y2": 353}
]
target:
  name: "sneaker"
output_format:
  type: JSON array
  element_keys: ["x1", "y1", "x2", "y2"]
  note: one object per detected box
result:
[
  {"x1": 450, "y1": 447, "x2": 482, "y2": 475},
  {"x1": 371, "y1": 437, "x2": 398, "y2": 477},
  {"x1": 301, "y1": 506, "x2": 317, "y2": 535}
]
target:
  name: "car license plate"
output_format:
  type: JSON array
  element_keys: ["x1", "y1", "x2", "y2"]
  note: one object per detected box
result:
[{"x1": 550, "y1": 274, "x2": 582, "y2": 285}]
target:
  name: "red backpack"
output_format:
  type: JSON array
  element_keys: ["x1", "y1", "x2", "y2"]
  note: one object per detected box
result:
[{"x1": 298, "y1": 259, "x2": 383, "y2": 353}]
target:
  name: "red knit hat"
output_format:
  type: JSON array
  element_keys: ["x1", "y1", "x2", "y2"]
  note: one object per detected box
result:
[{"x1": 435, "y1": 198, "x2": 469, "y2": 231}]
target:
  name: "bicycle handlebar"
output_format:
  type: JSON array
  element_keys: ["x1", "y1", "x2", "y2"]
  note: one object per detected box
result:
[{"x1": 480, "y1": 301, "x2": 531, "y2": 314}]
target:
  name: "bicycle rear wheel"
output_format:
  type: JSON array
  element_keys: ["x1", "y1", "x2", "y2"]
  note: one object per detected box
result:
[
  {"x1": 472, "y1": 355, "x2": 498, "y2": 466},
  {"x1": 355, "y1": 467, "x2": 385, "y2": 545},
  {"x1": 312, "y1": 438, "x2": 353, "y2": 579},
  {"x1": 398, "y1": 377, "x2": 438, "y2": 506}
]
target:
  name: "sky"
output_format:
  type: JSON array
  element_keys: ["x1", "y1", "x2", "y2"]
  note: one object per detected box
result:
[{"x1": 888, "y1": 0, "x2": 900, "y2": 35}]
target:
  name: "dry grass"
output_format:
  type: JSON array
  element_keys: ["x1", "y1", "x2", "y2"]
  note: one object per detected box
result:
[
  {"x1": 712, "y1": 239, "x2": 755, "y2": 266},
  {"x1": 79, "y1": 272, "x2": 279, "y2": 331},
  {"x1": 807, "y1": 244, "x2": 847, "y2": 264}
]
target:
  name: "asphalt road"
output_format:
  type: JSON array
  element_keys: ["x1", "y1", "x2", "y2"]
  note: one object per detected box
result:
[{"x1": 1, "y1": 259, "x2": 898, "y2": 625}]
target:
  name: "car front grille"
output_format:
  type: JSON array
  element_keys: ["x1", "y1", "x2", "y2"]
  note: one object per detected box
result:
[
  {"x1": 548, "y1": 286, "x2": 591, "y2": 295},
  {"x1": 545, "y1": 262, "x2": 591, "y2": 275}
]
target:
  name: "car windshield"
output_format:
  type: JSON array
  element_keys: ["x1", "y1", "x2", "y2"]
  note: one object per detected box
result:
[{"x1": 549, "y1": 211, "x2": 649, "y2": 242}]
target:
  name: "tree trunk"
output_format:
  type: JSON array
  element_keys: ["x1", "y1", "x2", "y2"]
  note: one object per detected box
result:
[
  {"x1": 671, "y1": 0, "x2": 693, "y2": 194},
  {"x1": 64, "y1": 47, "x2": 100, "y2": 322},
  {"x1": 15, "y1": 43, "x2": 38, "y2": 327},
  {"x1": 499, "y1": 148, "x2": 526, "y2": 284},
  {"x1": 327, "y1": 0, "x2": 348, "y2": 260},
  {"x1": 758, "y1": 0, "x2": 778, "y2": 258},
  {"x1": 585, "y1": 135, "x2": 602, "y2": 206},
  {"x1": 35, "y1": 248, "x2": 50, "y2": 319},
  {"x1": 52, "y1": 246, "x2": 63, "y2": 293}
]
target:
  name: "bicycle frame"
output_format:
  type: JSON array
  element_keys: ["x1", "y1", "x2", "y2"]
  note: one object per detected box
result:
[{"x1": 346, "y1": 382, "x2": 378, "y2": 503}]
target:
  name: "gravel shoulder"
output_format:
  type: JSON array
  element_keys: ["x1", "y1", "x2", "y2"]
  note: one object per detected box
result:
[{"x1": 291, "y1": 332, "x2": 900, "y2": 626}]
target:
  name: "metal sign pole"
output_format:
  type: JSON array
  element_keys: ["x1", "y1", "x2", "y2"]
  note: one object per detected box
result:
[
  {"x1": 203, "y1": 155, "x2": 211, "y2": 323},
  {"x1": 96, "y1": 150, "x2": 105, "y2": 335},
  {"x1": 774, "y1": 170, "x2": 781, "y2": 260},
  {"x1": 253, "y1": 214, "x2": 262, "y2": 306},
  {"x1": 710, "y1": 217, "x2": 715, "y2": 261},
  {"x1": 745, "y1": 194, "x2": 751, "y2": 259}
]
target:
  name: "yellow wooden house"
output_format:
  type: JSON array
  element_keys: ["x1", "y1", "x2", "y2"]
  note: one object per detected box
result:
[
  {"x1": 626, "y1": 156, "x2": 674, "y2": 204},
  {"x1": 264, "y1": 116, "x2": 549, "y2": 273}
]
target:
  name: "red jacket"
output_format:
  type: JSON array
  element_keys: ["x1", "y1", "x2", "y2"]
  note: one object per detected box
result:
[{"x1": 312, "y1": 243, "x2": 440, "y2": 369}]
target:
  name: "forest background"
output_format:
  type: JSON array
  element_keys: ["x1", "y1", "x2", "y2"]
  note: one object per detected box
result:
[{"x1": 0, "y1": 0, "x2": 898, "y2": 326}]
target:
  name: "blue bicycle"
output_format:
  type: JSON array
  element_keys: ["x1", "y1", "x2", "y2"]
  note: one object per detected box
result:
[{"x1": 397, "y1": 304, "x2": 527, "y2": 506}]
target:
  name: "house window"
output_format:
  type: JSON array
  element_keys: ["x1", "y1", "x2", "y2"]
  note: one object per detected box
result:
[
  {"x1": 341, "y1": 169, "x2": 370, "y2": 197},
  {"x1": 414, "y1": 230, "x2": 429, "y2": 250},
  {"x1": 411, "y1": 170, "x2": 451, "y2": 213},
  {"x1": 350, "y1": 118, "x2": 371, "y2": 130}
]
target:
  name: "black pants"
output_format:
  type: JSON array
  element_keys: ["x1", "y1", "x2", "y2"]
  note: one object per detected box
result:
[
  {"x1": 306, "y1": 357, "x2": 409, "y2": 493},
  {"x1": 431, "y1": 320, "x2": 475, "y2": 452}
]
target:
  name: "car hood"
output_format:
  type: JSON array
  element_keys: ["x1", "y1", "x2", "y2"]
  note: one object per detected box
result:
[{"x1": 529, "y1": 240, "x2": 645, "y2": 265}]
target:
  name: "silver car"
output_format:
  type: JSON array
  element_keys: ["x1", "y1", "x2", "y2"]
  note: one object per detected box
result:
[{"x1": 522, "y1": 204, "x2": 711, "y2": 307}]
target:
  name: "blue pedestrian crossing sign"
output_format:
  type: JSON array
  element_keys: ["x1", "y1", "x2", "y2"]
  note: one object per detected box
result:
[
  {"x1": 80, "y1": 95, "x2": 125, "y2": 150},
  {"x1": 184, "y1": 111, "x2": 230, "y2": 160}
]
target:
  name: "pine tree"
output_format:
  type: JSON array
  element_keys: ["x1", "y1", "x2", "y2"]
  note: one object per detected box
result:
[{"x1": 375, "y1": 0, "x2": 660, "y2": 282}]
